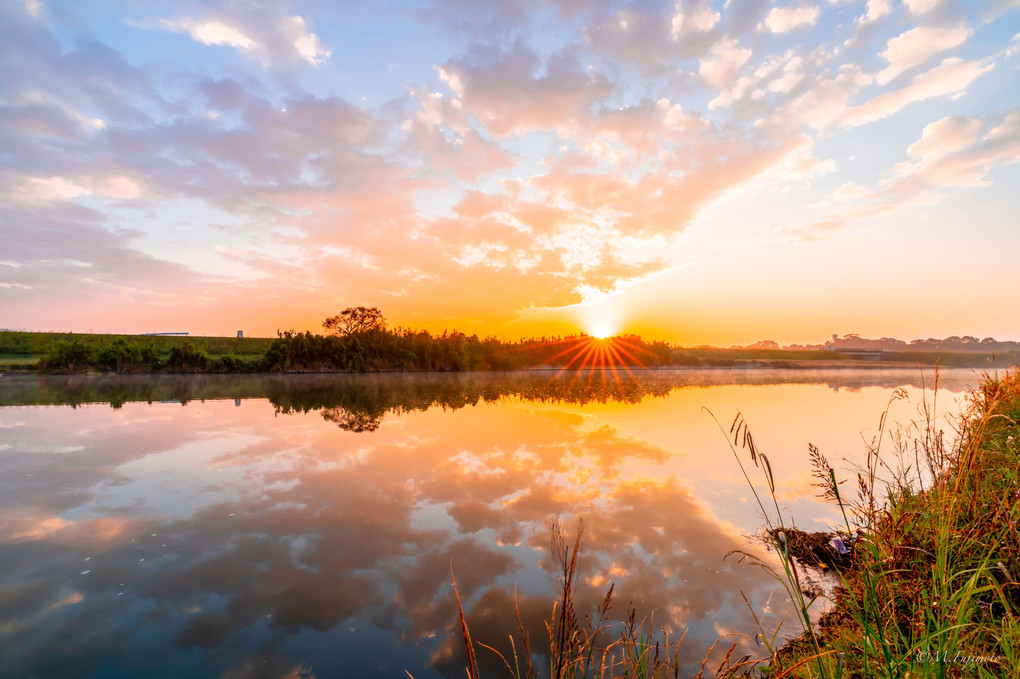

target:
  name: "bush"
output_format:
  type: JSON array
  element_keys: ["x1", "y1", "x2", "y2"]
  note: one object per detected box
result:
[
  {"x1": 40, "y1": 338, "x2": 95, "y2": 372},
  {"x1": 98, "y1": 338, "x2": 139, "y2": 372},
  {"x1": 167, "y1": 342, "x2": 208, "y2": 372}
]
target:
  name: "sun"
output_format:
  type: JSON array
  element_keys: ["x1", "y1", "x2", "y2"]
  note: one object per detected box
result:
[
  {"x1": 586, "y1": 318, "x2": 618, "y2": 339},
  {"x1": 576, "y1": 292, "x2": 624, "y2": 339}
]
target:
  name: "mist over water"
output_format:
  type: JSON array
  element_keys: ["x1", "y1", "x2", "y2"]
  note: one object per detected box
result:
[{"x1": 0, "y1": 369, "x2": 979, "y2": 677}]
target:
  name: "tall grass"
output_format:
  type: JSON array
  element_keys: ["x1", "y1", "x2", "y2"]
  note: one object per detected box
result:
[
  {"x1": 427, "y1": 520, "x2": 757, "y2": 679},
  {"x1": 728, "y1": 368, "x2": 1020, "y2": 677}
]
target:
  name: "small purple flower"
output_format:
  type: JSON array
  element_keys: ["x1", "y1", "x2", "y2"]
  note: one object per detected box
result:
[{"x1": 830, "y1": 537, "x2": 849, "y2": 554}]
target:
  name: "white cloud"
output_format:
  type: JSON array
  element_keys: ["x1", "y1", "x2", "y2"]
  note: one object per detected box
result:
[
  {"x1": 699, "y1": 37, "x2": 751, "y2": 90},
  {"x1": 858, "y1": 0, "x2": 892, "y2": 24},
  {"x1": 756, "y1": 66, "x2": 872, "y2": 133},
  {"x1": 903, "y1": 0, "x2": 942, "y2": 14},
  {"x1": 286, "y1": 16, "x2": 331, "y2": 67},
  {"x1": 768, "y1": 69, "x2": 805, "y2": 93},
  {"x1": 671, "y1": 0, "x2": 720, "y2": 37},
  {"x1": 764, "y1": 4, "x2": 821, "y2": 34},
  {"x1": 906, "y1": 116, "x2": 983, "y2": 159},
  {"x1": 20, "y1": 176, "x2": 90, "y2": 202},
  {"x1": 163, "y1": 18, "x2": 259, "y2": 51},
  {"x1": 23, "y1": 0, "x2": 41, "y2": 18},
  {"x1": 15, "y1": 91, "x2": 106, "y2": 130},
  {"x1": 876, "y1": 25, "x2": 972, "y2": 85},
  {"x1": 809, "y1": 111, "x2": 1020, "y2": 231},
  {"x1": 157, "y1": 14, "x2": 329, "y2": 67},
  {"x1": 832, "y1": 182, "x2": 872, "y2": 202},
  {"x1": 96, "y1": 175, "x2": 144, "y2": 200},
  {"x1": 890, "y1": 111, "x2": 1020, "y2": 188},
  {"x1": 776, "y1": 144, "x2": 836, "y2": 179},
  {"x1": 841, "y1": 58, "x2": 994, "y2": 128}
]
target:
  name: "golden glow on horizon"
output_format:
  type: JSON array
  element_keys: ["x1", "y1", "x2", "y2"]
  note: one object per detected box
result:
[
  {"x1": 587, "y1": 320, "x2": 616, "y2": 339},
  {"x1": 578, "y1": 294, "x2": 624, "y2": 340},
  {"x1": 542, "y1": 336, "x2": 659, "y2": 396}
]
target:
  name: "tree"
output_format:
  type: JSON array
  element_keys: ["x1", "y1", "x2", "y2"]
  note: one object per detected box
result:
[{"x1": 322, "y1": 306, "x2": 387, "y2": 336}]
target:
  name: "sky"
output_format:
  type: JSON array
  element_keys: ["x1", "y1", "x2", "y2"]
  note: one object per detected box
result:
[{"x1": 1, "y1": 0, "x2": 1018, "y2": 346}]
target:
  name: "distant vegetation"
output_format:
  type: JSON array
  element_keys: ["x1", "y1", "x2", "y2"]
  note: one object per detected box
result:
[
  {"x1": 0, "y1": 331, "x2": 272, "y2": 374},
  {"x1": 1, "y1": 308, "x2": 1017, "y2": 374},
  {"x1": 262, "y1": 328, "x2": 674, "y2": 373}
]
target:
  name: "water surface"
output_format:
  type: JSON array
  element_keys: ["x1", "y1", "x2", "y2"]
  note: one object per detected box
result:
[{"x1": 0, "y1": 369, "x2": 979, "y2": 677}]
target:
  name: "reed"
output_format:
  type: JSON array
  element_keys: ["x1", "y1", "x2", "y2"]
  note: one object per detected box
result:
[
  {"x1": 735, "y1": 367, "x2": 1020, "y2": 677},
  {"x1": 427, "y1": 519, "x2": 757, "y2": 679}
]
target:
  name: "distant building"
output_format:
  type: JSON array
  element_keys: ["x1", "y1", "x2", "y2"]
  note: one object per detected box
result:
[{"x1": 237, "y1": 330, "x2": 243, "y2": 338}]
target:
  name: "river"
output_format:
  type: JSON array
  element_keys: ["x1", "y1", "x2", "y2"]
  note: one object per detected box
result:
[{"x1": 0, "y1": 368, "x2": 981, "y2": 677}]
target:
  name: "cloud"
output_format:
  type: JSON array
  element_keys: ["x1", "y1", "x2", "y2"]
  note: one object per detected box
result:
[
  {"x1": 763, "y1": 4, "x2": 821, "y2": 34},
  {"x1": 903, "y1": 0, "x2": 942, "y2": 14},
  {"x1": 699, "y1": 37, "x2": 752, "y2": 90},
  {"x1": 671, "y1": 0, "x2": 720, "y2": 36},
  {"x1": 891, "y1": 111, "x2": 1020, "y2": 189},
  {"x1": 437, "y1": 42, "x2": 613, "y2": 137},
  {"x1": 754, "y1": 64, "x2": 872, "y2": 133},
  {"x1": 905, "y1": 116, "x2": 984, "y2": 159},
  {"x1": 858, "y1": 0, "x2": 892, "y2": 24},
  {"x1": 160, "y1": 18, "x2": 259, "y2": 51},
  {"x1": 582, "y1": 1, "x2": 719, "y2": 73},
  {"x1": 156, "y1": 11, "x2": 329, "y2": 68},
  {"x1": 876, "y1": 25, "x2": 972, "y2": 85},
  {"x1": 285, "y1": 16, "x2": 331, "y2": 66},
  {"x1": 841, "y1": 58, "x2": 994, "y2": 128},
  {"x1": 799, "y1": 110, "x2": 1020, "y2": 237},
  {"x1": 95, "y1": 175, "x2": 144, "y2": 200},
  {"x1": 18, "y1": 176, "x2": 90, "y2": 202},
  {"x1": 401, "y1": 86, "x2": 515, "y2": 181}
]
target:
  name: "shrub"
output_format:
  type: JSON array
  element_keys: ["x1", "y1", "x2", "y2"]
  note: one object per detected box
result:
[
  {"x1": 167, "y1": 342, "x2": 208, "y2": 371},
  {"x1": 40, "y1": 338, "x2": 95, "y2": 372}
]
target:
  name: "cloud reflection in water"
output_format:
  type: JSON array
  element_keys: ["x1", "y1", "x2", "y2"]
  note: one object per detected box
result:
[{"x1": 0, "y1": 369, "x2": 976, "y2": 677}]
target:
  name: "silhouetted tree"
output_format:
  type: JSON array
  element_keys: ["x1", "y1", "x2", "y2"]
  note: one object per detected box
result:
[{"x1": 322, "y1": 306, "x2": 386, "y2": 336}]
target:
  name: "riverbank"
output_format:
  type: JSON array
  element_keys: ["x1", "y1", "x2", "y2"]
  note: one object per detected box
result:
[
  {"x1": 2, "y1": 330, "x2": 1015, "y2": 374},
  {"x1": 762, "y1": 367, "x2": 1020, "y2": 677}
]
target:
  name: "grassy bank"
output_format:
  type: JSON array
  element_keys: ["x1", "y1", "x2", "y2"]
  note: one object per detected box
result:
[
  {"x1": 758, "y1": 367, "x2": 1020, "y2": 677},
  {"x1": 0, "y1": 331, "x2": 273, "y2": 372}
]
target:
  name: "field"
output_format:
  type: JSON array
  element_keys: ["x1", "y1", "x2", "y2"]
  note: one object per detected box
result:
[{"x1": 0, "y1": 331, "x2": 274, "y2": 371}]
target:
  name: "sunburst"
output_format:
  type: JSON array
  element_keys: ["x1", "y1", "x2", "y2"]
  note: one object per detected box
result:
[{"x1": 536, "y1": 334, "x2": 659, "y2": 395}]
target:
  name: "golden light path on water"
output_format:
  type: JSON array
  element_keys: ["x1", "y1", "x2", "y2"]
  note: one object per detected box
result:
[{"x1": 0, "y1": 369, "x2": 980, "y2": 678}]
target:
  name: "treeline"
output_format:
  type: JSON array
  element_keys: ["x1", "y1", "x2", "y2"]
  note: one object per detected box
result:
[
  {"x1": 12, "y1": 328, "x2": 676, "y2": 374},
  {"x1": 261, "y1": 328, "x2": 676, "y2": 372}
]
